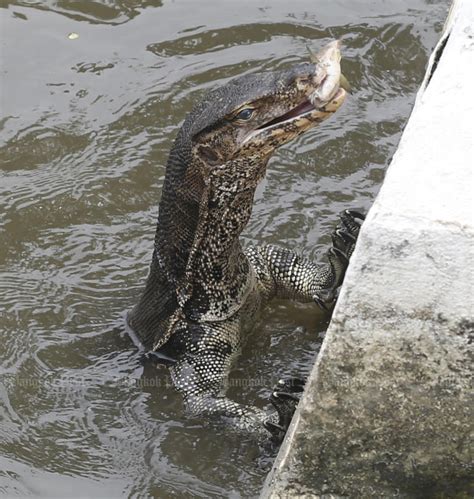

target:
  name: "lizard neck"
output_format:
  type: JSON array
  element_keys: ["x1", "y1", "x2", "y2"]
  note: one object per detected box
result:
[
  {"x1": 154, "y1": 152, "x2": 263, "y2": 321},
  {"x1": 128, "y1": 134, "x2": 266, "y2": 347},
  {"x1": 155, "y1": 172, "x2": 255, "y2": 320}
]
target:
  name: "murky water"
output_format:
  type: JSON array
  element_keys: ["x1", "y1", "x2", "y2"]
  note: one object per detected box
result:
[{"x1": 0, "y1": 1, "x2": 447, "y2": 497}]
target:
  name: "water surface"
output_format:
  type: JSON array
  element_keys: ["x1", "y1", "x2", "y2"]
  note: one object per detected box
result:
[{"x1": 0, "y1": 1, "x2": 447, "y2": 497}]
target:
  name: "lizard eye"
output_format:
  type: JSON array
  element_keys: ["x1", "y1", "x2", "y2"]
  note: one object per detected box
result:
[{"x1": 235, "y1": 108, "x2": 254, "y2": 121}]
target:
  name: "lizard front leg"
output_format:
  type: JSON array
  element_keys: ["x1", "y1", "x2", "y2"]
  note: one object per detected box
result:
[{"x1": 248, "y1": 210, "x2": 364, "y2": 309}]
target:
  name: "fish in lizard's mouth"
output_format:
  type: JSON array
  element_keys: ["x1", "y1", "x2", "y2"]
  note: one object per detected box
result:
[{"x1": 242, "y1": 40, "x2": 348, "y2": 148}]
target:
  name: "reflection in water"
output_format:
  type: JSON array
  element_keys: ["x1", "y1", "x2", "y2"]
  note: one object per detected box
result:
[{"x1": 0, "y1": 0, "x2": 447, "y2": 496}]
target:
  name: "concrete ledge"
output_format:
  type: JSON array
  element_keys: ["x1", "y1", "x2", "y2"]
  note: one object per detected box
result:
[{"x1": 262, "y1": 0, "x2": 473, "y2": 497}]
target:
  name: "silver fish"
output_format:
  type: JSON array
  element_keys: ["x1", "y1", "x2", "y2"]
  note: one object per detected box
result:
[{"x1": 307, "y1": 41, "x2": 351, "y2": 96}]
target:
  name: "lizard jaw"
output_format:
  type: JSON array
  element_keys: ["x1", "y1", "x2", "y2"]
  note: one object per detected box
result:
[{"x1": 242, "y1": 87, "x2": 346, "y2": 146}]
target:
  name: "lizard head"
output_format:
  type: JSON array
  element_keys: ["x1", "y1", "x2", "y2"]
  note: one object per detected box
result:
[
  {"x1": 183, "y1": 40, "x2": 347, "y2": 190},
  {"x1": 154, "y1": 40, "x2": 348, "y2": 289}
]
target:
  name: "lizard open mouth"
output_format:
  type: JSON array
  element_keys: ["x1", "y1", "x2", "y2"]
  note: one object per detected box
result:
[
  {"x1": 258, "y1": 99, "x2": 317, "y2": 129},
  {"x1": 257, "y1": 87, "x2": 346, "y2": 131}
]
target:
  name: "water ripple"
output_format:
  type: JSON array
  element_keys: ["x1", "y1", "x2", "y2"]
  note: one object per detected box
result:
[{"x1": 0, "y1": 0, "x2": 448, "y2": 496}]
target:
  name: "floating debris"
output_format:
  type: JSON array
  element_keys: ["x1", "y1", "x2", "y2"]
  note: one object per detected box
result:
[{"x1": 67, "y1": 32, "x2": 79, "y2": 40}]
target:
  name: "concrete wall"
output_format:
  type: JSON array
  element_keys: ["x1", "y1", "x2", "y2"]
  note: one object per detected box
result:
[{"x1": 262, "y1": 0, "x2": 473, "y2": 497}]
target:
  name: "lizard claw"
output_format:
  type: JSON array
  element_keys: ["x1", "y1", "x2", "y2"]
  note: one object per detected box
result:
[
  {"x1": 344, "y1": 209, "x2": 365, "y2": 222},
  {"x1": 263, "y1": 420, "x2": 286, "y2": 439},
  {"x1": 314, "y1": 295, "x2": 330, "y2": 310},
  {"x1": 339, "y1": 209, "x2": 365, "y2": 238},
  {"x1": 312, "y1": 210, "x2": 365, "y2": 310},
  {"x1": 265, "y1": 377, "x2": 305, "y2": 442},
  {"x1": 333, "y1": 228, "x2": 356, "y2": 247},
  {"x1": 329, "y1": 246, "x2": 349, "y2": 265},
  {"x1": 276, "y1": 377, "x2": 305, "y2": 392}
]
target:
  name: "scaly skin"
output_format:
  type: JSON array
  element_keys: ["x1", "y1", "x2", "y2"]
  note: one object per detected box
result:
[{"x1": 127, "y1": 41, "x2": 364, "y2": 440}]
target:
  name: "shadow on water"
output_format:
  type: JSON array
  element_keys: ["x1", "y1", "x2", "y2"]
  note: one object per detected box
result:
[{"x1": 0, "y1": 0, "x2": 447, "y2": 496}]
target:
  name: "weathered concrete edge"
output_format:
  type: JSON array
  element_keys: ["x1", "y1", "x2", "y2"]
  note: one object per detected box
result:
[{"x1": 261, "y1": 0, "x2": 473, "y2": 497}]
